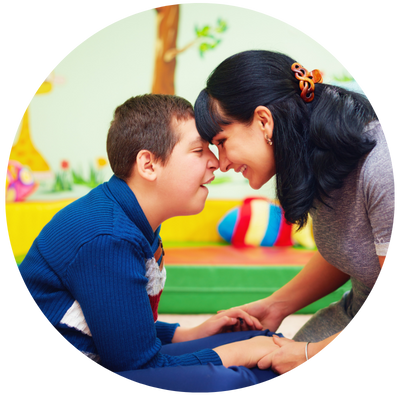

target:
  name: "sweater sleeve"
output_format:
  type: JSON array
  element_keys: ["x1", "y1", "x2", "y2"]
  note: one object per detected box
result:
[
  {"x1": 67, "y1": 235, "x2": 222, "y2": 372},
  {"x1": 155, "y1": 321, "x2": 179, "y2": 345}
]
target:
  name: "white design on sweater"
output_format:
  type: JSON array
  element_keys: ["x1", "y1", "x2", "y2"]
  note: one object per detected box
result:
[
  {"x1": 60, "y1": 300, "x2": 92, "y2": 336},
  {"x1": 145, "y1": 257, "x2": 166, "y2": 296},
  {"x1": 60, "y1": 259, "x2": 165, "y2": 336}
]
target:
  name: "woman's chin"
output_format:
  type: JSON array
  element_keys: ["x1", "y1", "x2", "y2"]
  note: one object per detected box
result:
[
  {"x1": 248, "y1": 179, "x2": 262, "y2": 190},
  {"x1": 248, "y1": 176, "x2": 273, "y2": 190}
]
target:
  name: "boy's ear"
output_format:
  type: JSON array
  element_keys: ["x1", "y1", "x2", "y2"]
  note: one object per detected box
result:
[{"x1": 136, "y1": 150, "x2": 158, "y2": 182}]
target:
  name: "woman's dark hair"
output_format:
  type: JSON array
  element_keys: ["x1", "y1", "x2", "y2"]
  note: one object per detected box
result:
[
  {"x1": 107, "y1": 94, "x2": 194, "y2": 180},
  {"x1": 194, "y1": 50, "x2": 377, "y2": 228}
]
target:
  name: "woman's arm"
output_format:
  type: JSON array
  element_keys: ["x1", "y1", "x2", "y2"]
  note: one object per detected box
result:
[
  {"x1": 234, "y1": 251, "x2": 350, "y2": 331},
  {"x1": 267, "y1": 251, "x2": 350, "y2": 316},
  {"x1": 257, "y1": 331, "x2": 341, "y2": 374}
]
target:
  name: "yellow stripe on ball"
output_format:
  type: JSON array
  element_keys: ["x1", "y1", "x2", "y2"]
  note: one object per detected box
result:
[{"x1": 244, "y1": 199, "x2": 269, "y2": 246}]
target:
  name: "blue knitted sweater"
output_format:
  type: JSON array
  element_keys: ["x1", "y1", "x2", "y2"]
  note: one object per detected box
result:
[{"x1": 19, "y1": 175, "x2": 222, "y2": 372}]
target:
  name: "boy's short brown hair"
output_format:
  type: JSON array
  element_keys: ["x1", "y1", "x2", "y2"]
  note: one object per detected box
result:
[{"x1": 107, "y1": 94, "x2": 194, "y2": 180}]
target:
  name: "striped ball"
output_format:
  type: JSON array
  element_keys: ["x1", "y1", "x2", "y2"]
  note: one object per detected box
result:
[{"x1": 218, "y1": 197, "x2": 293, "y2": 247}]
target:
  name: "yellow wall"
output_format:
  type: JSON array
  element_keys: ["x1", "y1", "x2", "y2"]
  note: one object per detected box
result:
[
  {"x1": 6, "y1": 199, "x2": 75, "y2": 258},
  {"x1": 161, "y1": 199, "x2": 241, "y2": 244},
  {"x1": 6, "y1": 199, "x2": 241, "y2": 259}
]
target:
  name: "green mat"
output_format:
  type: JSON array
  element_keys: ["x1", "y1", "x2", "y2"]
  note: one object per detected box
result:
[{"x1": 159, "y1": 265, "x2": 351, "y2": 314}]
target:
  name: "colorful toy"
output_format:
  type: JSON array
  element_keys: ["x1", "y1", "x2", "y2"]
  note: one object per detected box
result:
[
  {"x1": 218, "y1": 197, "x2": 293, "y2": 247},
  {"x1": 218, "y1": 196, "x2": 316, "y2": 249},
  {"x1": 6, "y1": 160, "x2": 38, "y2": 202}
]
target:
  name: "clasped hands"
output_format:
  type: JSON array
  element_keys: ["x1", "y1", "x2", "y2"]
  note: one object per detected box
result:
[{"x1": 172, "y1": 307, "x2": 309, "y2": 372}]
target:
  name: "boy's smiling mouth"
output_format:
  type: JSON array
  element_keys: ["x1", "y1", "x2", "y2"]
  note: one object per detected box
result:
[{"x1": 200, "y1": 176, "x2": 215, "y2": 187}]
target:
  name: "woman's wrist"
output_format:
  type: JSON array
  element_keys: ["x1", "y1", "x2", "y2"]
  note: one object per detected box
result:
[
  {"x1": 307, "y1": 342, "x2": 323, "y2": 359},
  {"x1": 263, "y1": 294, "x2": 292, "y2": 322}
]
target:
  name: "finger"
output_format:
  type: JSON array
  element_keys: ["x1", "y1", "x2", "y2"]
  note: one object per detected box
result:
[
  {"x1": 272, "y1": 335, "x2": 295, "y2": 348},
  {"x1": 214, "y1": 316, "x2": 238, "y2": 332},
  {"x1": 217, "y1": 307, "x2": 240, "y2": 317},
  {"x1": 258, "y1": 352, "x2": 273, "y2": 370},
  {"x1": 250, "y1": 316, "x2": 263, "y2": 330},
  {"x1": 222, "y1": 309, "x2": 262, "y2": 330},
  {"x1": 238, "y1": 317, "x2": 251, "y2": 331},
  {"x1": 242, "y1": 312, "x2": 262, "y2": 330},
  {"x1": 230, "y1": 318, "x2": 242, "y2": 332},
  {"x1": 235, "y1": 318, "x2": 247, "y2": 332}
]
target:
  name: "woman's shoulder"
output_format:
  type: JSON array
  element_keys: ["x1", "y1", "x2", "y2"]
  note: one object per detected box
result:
[
  {"x1": 362, "y1": 119, "x2": 382, "y2": 140},
  {"x1": 359, "y1": 120, "x2": 394, "y2": 197},
  {"x1": 361, "y1": 120, "x2": 391, "y2": 172}
]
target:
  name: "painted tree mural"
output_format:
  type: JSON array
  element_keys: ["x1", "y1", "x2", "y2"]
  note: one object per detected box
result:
[
  {"x1": 9, "y1": 79, "x2": 53, "y2": 179},
  {"x1": 152, "y1": 5, "x2": 227, "y2": 94}
]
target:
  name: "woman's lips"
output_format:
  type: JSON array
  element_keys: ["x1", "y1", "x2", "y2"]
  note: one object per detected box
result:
[{"x1": 239, "y1": 165, "x2": 247, "y2": 174}]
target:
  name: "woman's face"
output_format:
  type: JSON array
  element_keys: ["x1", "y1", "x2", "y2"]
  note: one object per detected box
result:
[{"x1": 210, "y1": 109, "x2": 276, "y2": 189}]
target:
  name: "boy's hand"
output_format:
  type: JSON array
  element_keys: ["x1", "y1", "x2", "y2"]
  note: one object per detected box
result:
[
  {"x1": 171, "y1": 309, "x2": 263, "y2": 343},
  {"x1": 214, "y1": 336, "x2": 279, "y2": 368},
  {"x1": 195, "y1": 308, "x2": 263, "y2": 336}
]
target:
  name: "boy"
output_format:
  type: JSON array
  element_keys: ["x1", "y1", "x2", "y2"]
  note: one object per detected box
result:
[{"x1": 19, "y1": 94, "x2": 280, "y2": 391}]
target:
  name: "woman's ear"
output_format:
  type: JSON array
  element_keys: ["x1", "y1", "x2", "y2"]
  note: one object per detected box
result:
[
  {"x1": 254, "y1": 106, "x2": 274, "y2": 139},
  {"x1": 136, "y1": 150, "x2": 157, "y2": 181}
]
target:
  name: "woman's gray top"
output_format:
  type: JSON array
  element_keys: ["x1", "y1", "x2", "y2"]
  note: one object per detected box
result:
[{"x1": 294, "y1": 121, "x2": 397, "y2": 341}]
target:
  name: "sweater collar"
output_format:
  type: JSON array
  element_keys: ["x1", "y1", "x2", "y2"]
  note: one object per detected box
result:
[{"x1": 103, "y1": 175, "x2": 159, "y2": 244}]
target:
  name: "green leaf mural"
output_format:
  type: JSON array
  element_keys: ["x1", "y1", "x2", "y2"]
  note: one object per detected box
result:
[{"x1": 195, "y1": 19, "x2": 228, "y2": 57}]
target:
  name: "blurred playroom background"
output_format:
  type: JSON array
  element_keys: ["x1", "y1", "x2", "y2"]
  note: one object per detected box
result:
[{"x1": 6, "y1": 4, "x2": 361, "y2": 337}]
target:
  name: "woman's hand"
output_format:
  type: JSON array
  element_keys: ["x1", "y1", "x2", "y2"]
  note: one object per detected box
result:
[
  {"x1": 258, "y1": 332, "x2": 341, "y2": 374},
  {"x1": 225, "y1": 298, "x2": 287, "y2": 332},
  {"x1": 219, "y1": 252, "x2": 350, "y2": 332},
  {"x1": 214, "y1": 336, "x2": 279, "y2": 368},
  {"x1": 171, "y1": 309, "x2": 263, "y2": 343},
  {"x1": 257, "y1": 336, "x2": 308, "y2": 374}
]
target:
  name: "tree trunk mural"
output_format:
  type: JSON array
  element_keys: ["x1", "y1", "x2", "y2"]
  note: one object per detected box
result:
[
  {"x1": 152, "y1": 5, "x2": 180, "y2": 95},
  {"x1": 151, "y1": 5, "x2": 227, "y2": 95}
]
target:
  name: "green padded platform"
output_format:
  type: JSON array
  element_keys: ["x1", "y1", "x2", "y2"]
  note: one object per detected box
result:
[
  {"x1": 159, "y1": 265, "x2": 351, "y2": 314},
  {"x1": 158, "y1": 245, "x2": 352, "y2": 314}
]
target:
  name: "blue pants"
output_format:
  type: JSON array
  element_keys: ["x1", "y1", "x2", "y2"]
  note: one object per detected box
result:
[{"x1": 117, "y1": 330, "x2": 282, "y2": 392}]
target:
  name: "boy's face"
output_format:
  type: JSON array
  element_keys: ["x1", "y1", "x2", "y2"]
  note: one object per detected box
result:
[{"x1": 157, "y1": 118, "x2": 219, "y2": 217}]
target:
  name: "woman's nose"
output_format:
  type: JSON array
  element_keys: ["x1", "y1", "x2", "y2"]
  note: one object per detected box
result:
[
  {"x1": 208, "y1": 149, "x2": 219, "y2": 170},
  {"x1": 218, "y1": 150, "x2": 230, "y2": 172}
]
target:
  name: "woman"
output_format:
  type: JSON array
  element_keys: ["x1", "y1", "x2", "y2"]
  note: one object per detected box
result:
[{"x1": 194, "y1": 50, "x2": 394, "y2": 374}]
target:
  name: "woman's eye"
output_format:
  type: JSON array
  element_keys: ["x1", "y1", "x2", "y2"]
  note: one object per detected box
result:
[{"x1": 218, "y1": 139, "x2": 225, "y2": 147}]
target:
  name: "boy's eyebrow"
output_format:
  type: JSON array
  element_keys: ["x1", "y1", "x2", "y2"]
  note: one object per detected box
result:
[{"x1": 189, "y1": 137, "x2": 207, "y2": 146}]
